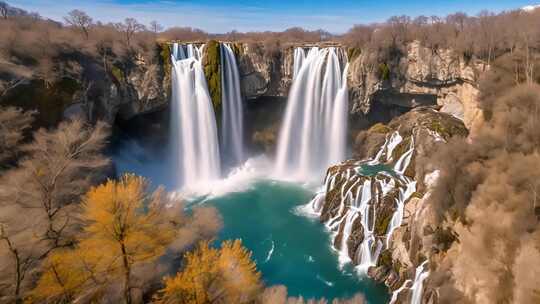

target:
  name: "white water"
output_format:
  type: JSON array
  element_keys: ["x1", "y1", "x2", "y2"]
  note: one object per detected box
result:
[
  {"x1": 275, "y1": 47, "x2": 349, "y2": 181},
  {"x1": 293, "y1": 47, "x2": 306, "y2": 79},
  {"x1": 170, "y1": 43, "x2": 220, "y2": 189},
  {"x1": 303, "y1": 130, "x2": 417, "y2": 275},
  {"x1": 220, "y1": 43, "x2": 244, "y2": 167},
  {"x1": 389, "y1": 279, "x2": 412, "y2": 304},
  {"x1": 410, "y1": 260, "x2": 430, "y2": 304}
]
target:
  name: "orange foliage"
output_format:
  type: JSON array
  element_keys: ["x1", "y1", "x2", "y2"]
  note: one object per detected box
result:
[{"x1": 157, "y1": 240, "x2": 262, "y2": 304}]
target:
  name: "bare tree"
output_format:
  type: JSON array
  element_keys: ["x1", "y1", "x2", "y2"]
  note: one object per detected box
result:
[
  {"x1": 114, "y1": 18, "x2": 146, "y2": 47},
  {"x1": 0, "y1": 107, "x2": 34, "y2": 168},
  {"x1": 0, "y1": 118, "x2": 109, "y2": 301},
  {"x1": 64, "y1": 9, "x2": 93, "y2": 39},
  {"x1": 149, "y1": 20, "x2": 163, "y2": 35}
]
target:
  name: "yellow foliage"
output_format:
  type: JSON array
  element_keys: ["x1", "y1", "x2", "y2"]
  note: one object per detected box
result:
[
  {"x1": 30, "y1": 174, "x2": 177, "y2": 303},
  {"x1": 157, "y1": 240, "x2": 262, "y2": 304}
]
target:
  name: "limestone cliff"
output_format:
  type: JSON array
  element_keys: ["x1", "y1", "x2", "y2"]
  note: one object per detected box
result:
[
  {"x1": 346, "y1": 41, "x2": 487, "y2": 130},
  {"x1": 0, "y1": 45, "x2": 170, "y2": 127}
]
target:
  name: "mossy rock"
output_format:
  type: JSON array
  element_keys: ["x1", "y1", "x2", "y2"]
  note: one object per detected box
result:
[
  {"x1": 391, "y1": 136, "x2": 412, "y2": 164},
  {"x1": 158, "y1": 42, "x2": 172, "y2": 80},
  {"x1": 378, "y1": 63, "x2": 390, "y2": 81},
  {"x1": 111, "y1": 65, "x2": 125, "y2": 83},
  {"x1": 202, "y1": 40, "x2": 222, "y2": 112},
  {"x1": 420, "y1": 112, "x2": 469, "y2": 140},
  {"x1": 1, "y1": 77, "x2": 80, "y2": 127},
  {"x1": 377, "y1": 249, "x2": 393, "y2": 268},
  {"x1": 369, "y1": 123, "x2": 391, "y2": 134}
]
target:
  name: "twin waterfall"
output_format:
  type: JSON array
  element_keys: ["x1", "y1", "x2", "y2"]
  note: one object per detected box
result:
[
  {"x1": 170, "y1": 43, "x2": 244, "y2": 188},
  {"x1": 275, "y1": 47, "x2": 349, "y2": 181}
]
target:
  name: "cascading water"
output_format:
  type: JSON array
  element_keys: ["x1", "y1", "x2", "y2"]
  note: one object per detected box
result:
[
  {"x1": 220, "y1": 43, "x2": 244, "y2": 167},
  {"x1": 275, "y1": 47, "x2": 349, "y2": 181},
  {"x1": 170, "y1": 43, "x2": 221, "y2": 188},
  {"x1": 293, "y1": 47, "x2": 306, "y2": 79},
  {"x1": 303, "y1": 131, "x2": 417, "y2": 275}
]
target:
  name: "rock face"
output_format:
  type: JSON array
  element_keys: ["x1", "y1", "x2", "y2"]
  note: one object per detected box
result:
[
  {"x1": 236, "y1": 45, "x2": 295, "y2": 99},
  {"x1": 347, "y1": 41, "x2": 487, "y2": 129},
  {"x1": 305, "y1": 107, "x2": 468, "y2": 304},
  {"x1": 0, "y1": 40, "x2": 485, "y2": 131},
  {"x1": 0, "y1": 45, "x2": 170, "y2": 127}
]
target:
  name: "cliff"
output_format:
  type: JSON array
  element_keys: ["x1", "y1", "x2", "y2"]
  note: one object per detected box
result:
[
  {"x1": 305, "y1": 107, "x2": 468, "y2": 304},
  {"x1": 0, "y1": 41, "x2": 485, "y2": 131},
  {"x1": 0, "y1": 44, "x2": 170, "y2": 127}
]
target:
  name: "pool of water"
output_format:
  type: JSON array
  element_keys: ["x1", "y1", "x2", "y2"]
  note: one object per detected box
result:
[{"x1": 111, "y1": 137, "x2": 389, "y2": 302}]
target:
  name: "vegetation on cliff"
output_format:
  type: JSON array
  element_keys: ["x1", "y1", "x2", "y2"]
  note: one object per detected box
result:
[{"x1": 202, "y1": 40, "x2": 222, "y2": 112}]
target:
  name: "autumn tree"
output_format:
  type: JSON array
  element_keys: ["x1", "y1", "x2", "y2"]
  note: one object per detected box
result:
[
  {"x1": 64, "y1": 9, "x2": 93, "y2": 39},
  {"x1": 156, "y1": 239, "x2": 262, "y2": 304},
  {"x1": 0, "y1": 106, "x2": 34, "y2": 168},
  {"x1": 30, "y1": 174, "x2": 223, "y2": 303},
  {"x1": 0, "y1": 118, "x2": 109, "y2": 302}
]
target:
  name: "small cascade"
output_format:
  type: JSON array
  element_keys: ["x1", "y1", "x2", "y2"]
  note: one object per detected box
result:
[
  {"x1": 170, "y1": 43, "x2": 220, "y2": 188},
  {"x1": 305, "y1": 131, "x2": 417, "y2": 274},
  {"x1": 410, "y1": 260, "x2": 430, "y2": 304},
  {"x1": 220, "y1": 43, "x2": 244, "y2": 167},
  {"x1": 293, "y1": 47, "x2": 305, "y2": 79},
  {"x1": 275, "y1": 47, "x2": 349, "y2": 181},
  {"x1": 387, "y1": 260, "x2": 430, "y2": 304}
]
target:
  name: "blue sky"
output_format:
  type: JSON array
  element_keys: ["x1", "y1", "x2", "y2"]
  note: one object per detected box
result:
[{"x1": 10, "y1": 0, "x2": 540, "y2": 33}]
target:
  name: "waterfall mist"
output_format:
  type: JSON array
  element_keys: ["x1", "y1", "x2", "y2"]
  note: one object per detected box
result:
[
  {"x1": 220, "y1": 43, "x2": 244, "y2": 167},
  {"x1": 275, "y1": 47, "x2": 349, "y2": 181},
  {"x1": 170, "y1": 43, "x2": 221, "y2": 188}
]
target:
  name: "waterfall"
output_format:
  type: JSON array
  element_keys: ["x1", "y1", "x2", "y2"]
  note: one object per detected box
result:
[
  {"x1": 220, "y1": 43, "x2": 244, "y2": 167},
  {"x1": 304, "y1": 130, "x2": 418, "y2": 275},
  {"x1": 410, "y1": 260, "x2": 430, "y2": 304},
  {"x1": 293, "y1": 48, "x2": 305, "y2": 79},
  {"x1": 275, "y1": 47, "x2": 349, "y2": 181},
  {"x1": 170, "y1": 43, "x2": 221, "y2": 188}
]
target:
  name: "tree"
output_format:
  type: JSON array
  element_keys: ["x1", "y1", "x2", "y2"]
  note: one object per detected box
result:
[
  {"x1": 0, "y1": 106, "x2": 34, "y2": 168},
  {"x1": 64, "y1": 9, "x2": 93, "y2": 39},
  {"x1": 156, "y1": 239, "x2": 262, "y2": 304},
  {"x1": 114, "y1": 18, "x2": 146, "y2": 47},
  {"x1": 31, "y1": 174, "x2": 177, "y2": 304},
  {"x1": 0, "y1": 119, "x2": 109, "y2": 302},
  {"x1": 150, "y1": 20, "x2": 163, "y2": 35}
]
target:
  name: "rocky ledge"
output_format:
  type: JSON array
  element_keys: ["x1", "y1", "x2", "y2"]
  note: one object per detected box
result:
[{"x1": 304, "y1": 107, "x2": 468, "y2": 304}]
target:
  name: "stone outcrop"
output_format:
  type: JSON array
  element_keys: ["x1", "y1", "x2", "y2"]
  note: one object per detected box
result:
[
  {"x1": 0, "y1": 45, "x2": 170, "y2": 126},
  {"x1": 347, "y1": 41, "x2": 487, "y2": 129},
  {"x1": 308, "y1": 107, "x2": 468, "y2": 304}
]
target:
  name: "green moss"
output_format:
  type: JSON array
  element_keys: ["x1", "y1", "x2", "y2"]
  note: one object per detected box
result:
[
  {"x1": 377, "y1": 249, "x2": 393, "y2": 268},
  {"x1": 378, "y1": 63, "x2": 390, "y2": 81},
  {"x1": 347, "y1": 47, "x2": 362, "y2": 62},
  {"x1": 421, "y1": 113, "x2": 469, "y2": 140},
  {"x1": 375, "y1": 208, "x2": 393, "y2": 236},
  {"x1": 202, "y1": 40, "x2": 222, "y2": 112},
  {"x1": 158, "y1": 42, "x2": 172, "y2": 79},
  {"x1": 111, "y1": 65, "x2": 125, "y2": 83},
  {"x1": 369, "y1": 123, "x2": 391, "y2": 134}
]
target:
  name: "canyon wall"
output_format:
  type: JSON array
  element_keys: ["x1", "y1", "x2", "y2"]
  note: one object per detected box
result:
[
  {"x1": 0, "y1": 40, "x2": 485, "y2": 131},
  {"x1": 310, "y1": 107, "x2": 468, "y2": 304}
]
